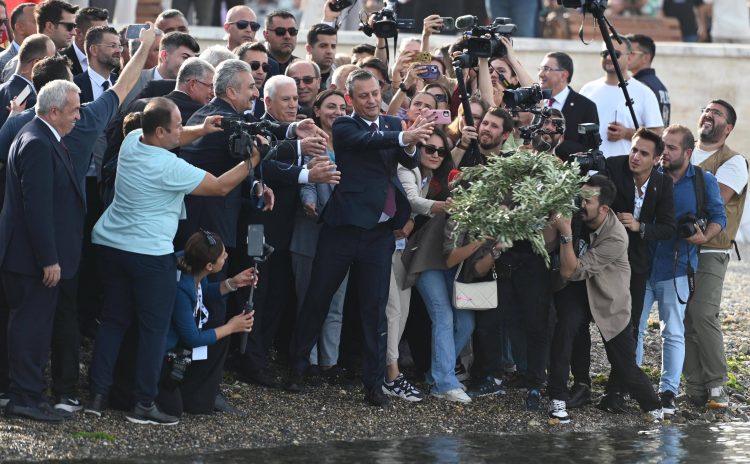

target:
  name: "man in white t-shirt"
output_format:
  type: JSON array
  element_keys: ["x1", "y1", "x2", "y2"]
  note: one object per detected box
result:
[
  {"x1": 684, "y1": 99, "x2": 749, "y2": 409},
  {"x1": 580, "y1": 35, "x2": 664, "y2": 158}
]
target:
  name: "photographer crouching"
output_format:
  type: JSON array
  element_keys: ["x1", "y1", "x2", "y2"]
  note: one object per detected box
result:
[
  {"x1": 158, "y1": 230, "x2": 258, "y2": 417},
  {"x1": 86, "y1": 97, "x2": 264, "y2": 425}
]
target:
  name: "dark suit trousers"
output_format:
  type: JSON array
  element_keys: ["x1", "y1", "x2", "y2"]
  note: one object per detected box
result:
[
  {"x1": 629, "y1": 271, "x2": 649, "y2": 342},
  {"x1": 604, "y1": 325, "x2": 661, "y2": 411},
  {"x1": 549, "y1": 281, "x2": 591, "y2": 400},
  {"x1": 291, "y1": 223, "x2": 394, "y2": 390},
  {"x1": 2, "y1": 272, "x2": 60, "y2": 405},
  {"x1": 51, "y1": 276, "x2": 80, "y2": 397}
]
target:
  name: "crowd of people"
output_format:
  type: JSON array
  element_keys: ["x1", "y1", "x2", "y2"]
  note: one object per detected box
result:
[{"x1": 0, "y1": 0, "x2": 745, "y2": 430}]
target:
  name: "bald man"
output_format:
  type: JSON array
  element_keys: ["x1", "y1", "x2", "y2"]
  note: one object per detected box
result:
[{"x1": 224, "y1": 5, "x2": 260, "y2": 51}]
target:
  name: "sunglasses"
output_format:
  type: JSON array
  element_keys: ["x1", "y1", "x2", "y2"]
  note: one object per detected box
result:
[
  {"x1": 229, "y1": 20, "x2": 261, "y2": 31},
  {"x1": 419, "y1": 144, "x2": 447, "y2": 157},
  {"x1": 200, "y1": 228, "x2": 217, "y2": 246},
  {"x1": 292, "y1": 76, "x2": 317, "y2": 85},
  {"x1": 271, "y1": 27, "x2": 298, "y2": 37},
  {"x1": 56, "y1": 21, "x2": 76, "y2": 32},
  {"x1": 249, "y1": 61, "x2": 271, "y2": 73},
  {"x1": 599, "y1": 50, "x2": 622, "y2": 59}
]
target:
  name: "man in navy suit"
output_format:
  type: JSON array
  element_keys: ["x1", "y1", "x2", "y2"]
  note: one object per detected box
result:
[
  {"x1": 287, "y1": 69, "x2": 434, "y2": 406},
  {"x1": 0, "y1": 34, "x2": 55, "y2": 126},
  {"x1": 0, "y1": 79, "x2": 82, "y2": 422}
]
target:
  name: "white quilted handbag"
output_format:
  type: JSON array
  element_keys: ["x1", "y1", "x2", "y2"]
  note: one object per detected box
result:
[{"x1": 452, "y1": 262, "x2": 498, "y2": 311}]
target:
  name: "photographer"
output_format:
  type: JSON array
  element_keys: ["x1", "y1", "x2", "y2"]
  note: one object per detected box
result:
[
  {"x1": 158, "y1": 231, "x2": 257, "y2": 417},
  {"x1": 549, "y1": 175, "x2": 663, "y2": 423},
  {"x1": 634, "y1": 125, "x2": 725, "y2": 415},
  {"x1": 86, "y1": 97, "x2": 260, "y2": 425}
]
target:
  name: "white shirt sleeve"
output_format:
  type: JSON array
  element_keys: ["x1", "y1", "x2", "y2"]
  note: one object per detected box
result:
[{"x1": 714, "y1": 154, "x2": 749, "y2": 195}]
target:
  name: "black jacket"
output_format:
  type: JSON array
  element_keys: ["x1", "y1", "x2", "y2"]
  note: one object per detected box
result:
[
  {"x1": 605, "y1": 155, "x2": 676, "y2": 275},
  {"x1": 62, "y1": 44, "x2": 84, "y2": 76},
  {"x1": 556, "y1": 87, "x2": 600, "y2": 161},
  {"x1": 73, "y1": 70, "x2": 118, "y2": 104}
]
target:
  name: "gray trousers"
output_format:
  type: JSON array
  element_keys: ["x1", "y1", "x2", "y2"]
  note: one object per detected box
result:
[{"x1": 683, "y1": 252, "x2": 730, "y2": 394}]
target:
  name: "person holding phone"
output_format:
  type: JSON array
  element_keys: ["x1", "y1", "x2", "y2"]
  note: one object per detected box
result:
[{"x1": 157, "y1": 230, "x2": 257, "y2": 418}]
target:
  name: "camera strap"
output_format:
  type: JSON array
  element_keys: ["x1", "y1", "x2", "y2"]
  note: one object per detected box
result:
[{"x1": 673, "y1": 241, "x2": 695, "y2": 305}]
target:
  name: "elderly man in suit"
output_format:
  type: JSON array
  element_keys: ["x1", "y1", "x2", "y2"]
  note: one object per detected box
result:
[
  {"x1": 0, "y1": 79, "x2": 82, "y2": 423},
  {"x1": 286, "y1": 69, "x2": 434, "y2": 406},
  {"x1": 0, "y1": 34, "x2": 55, "y2": 126},
  {"x1": 537, "y1": 52, "x2": 600, "y2": 161}
]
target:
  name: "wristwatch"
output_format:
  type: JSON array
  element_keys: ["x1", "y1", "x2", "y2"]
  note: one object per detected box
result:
[
  {"x1": 399, "y1": 82, "x2": 408, "y2": 93},
  {"x1": 559, "y1": 234, "x2": 573, "y2": 245}
]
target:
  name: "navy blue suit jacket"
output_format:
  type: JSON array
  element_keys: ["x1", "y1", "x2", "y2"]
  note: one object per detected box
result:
[
  {"x1": 0, "y1": 118, "x2": 85, "y2": 278},
  {"x1": 73, "y1": 70, "x2": 118, "y2": 104},
  {"x1": 0, "y1": 74, "x2": 36, "y2": 126},
  {"x1": 325, "y1": 114, "x2": 418, "y2": 230}
]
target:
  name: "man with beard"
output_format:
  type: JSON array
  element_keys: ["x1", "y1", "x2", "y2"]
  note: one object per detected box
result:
[
  {"x1": 263, "y1": 10, "x2": 298, "y2": 75},
  {"x1": 306, "y1": 23, "x2": 336, "y2": 90},
  {"x1": 531, "y1": 108, "x2": 565, "y2": 154},
  {"x1": 684, "y1": 100, "x2": 748, "y2": 409},
  {"x1": 62, "y1": 6, "x2": 108, "y2": 76},
  {"x1": 629, "y1": 125, "x2": 725, "y2": 417},
  {"x1": 548, "y1": 175, "x2": 664, "y2": 424},
  {"x1": 74, "y1": 26, "x2": 119, "y2": 105}
]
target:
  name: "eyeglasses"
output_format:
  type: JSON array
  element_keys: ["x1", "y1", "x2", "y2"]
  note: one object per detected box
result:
[
  {"x1": 192, "y1": 79, "x2": 213, "y2": 89},
  {"x1": 537, "y1": 66, "x2": 563, "y2": 73},
  {"x1": 292, "y1": 76, "x2": 318, "y2": 86},
  {"x1": 248, "y1": 61, "x2": 271, "y2": 73},
  {"x1": 271, "y1": 27, "x2": 299, "y2": 37},
  {"x1": 701, "y1": 107, "x2": 726, "y2": 118},
  {"x1": 599, "y1": 50, "x2": 622, "y2": 59},
  {"x1": 200, "y1": 228, "x2": 217, "y2": 246},
  {"x1": 56, "y1": 21, "x2": 76, "y2": 32},
  {"x1": 419, "y1": 144, "x2": 447, "y2": 157},
  {"x1": 96, "y1": 43, "x2": 123, "y2": 51},
  {"x1": 228, "y1": 20, "x2": 261, "y2": 31}
]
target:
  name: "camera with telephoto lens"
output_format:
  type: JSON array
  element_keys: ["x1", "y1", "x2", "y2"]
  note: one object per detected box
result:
[
  {"x1": 221, "y1": 117, "x2": 280, "y2": 161},
  {"x1": 166, "y1": 349, "x2": 192, "y2": 383},
  {"x1": 678, "y1": 214, "x2": 707, "y2": 238},
  {"x1": 359, "y1": 4, "x2": 416, "y2": 39},
  {"x1": 569, "y1": 123, "x2": 607, "y2": 172},
  {"x1": 455, "y1": 16, "x2": 517, "y2": 58},
  {"x1": 557, "y1": 0, "x2": 608, "y2": 13},
  {"x1": 502, "y1": 83, "x2": 552, "y2": 110}
]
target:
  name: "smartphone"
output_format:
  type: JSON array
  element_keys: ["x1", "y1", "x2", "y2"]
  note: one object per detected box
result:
[
  {"x1": 247, "y1": 224, "x2": 265, "y2": 258},
  {"x1": 440, "y1": 17, "x2": 456, "y2": 33},
  {"x1": 126, "y1": 24, "x2": 148, "y2": 39},
  {"x1": 413, "y1": 51, "x2": 432, "y2": 65},
  {"x1": 14, "y1": 85, "x2": 32, "y2": 106},
  {"x1": 427, "y1": 109, "x2": 452, "y2": 124},
  {"x1": 416, "y1": 64, "x2": 439, "y2": 80}
]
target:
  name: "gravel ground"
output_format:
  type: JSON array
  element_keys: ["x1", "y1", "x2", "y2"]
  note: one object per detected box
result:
[{"x1": 1, "y1": 246, "x2": 749, "y2": 462}]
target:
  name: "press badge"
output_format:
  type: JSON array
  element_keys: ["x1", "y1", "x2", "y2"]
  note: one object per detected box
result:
[{"x1": 192, "y1": 346, "x2": 207, "y2": 361}]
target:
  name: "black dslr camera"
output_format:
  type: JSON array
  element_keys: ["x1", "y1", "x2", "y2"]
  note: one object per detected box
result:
[
  {"x1": 166, "y1": 349, "x2": 192, "y2": 383},
  {"x1": 678, "y1": 214, "x2": 707, "y2": 239},
  {"x1": 503, "y1": 84, "x2": 552, "y2": 109},
  {"x1": 456, "y1": 16, "x2": 517, "y2": 58},
  {"x1": 221, "y1": 117, "x2": 280, "y2": 161},
  {"x1": 569, "y1": 123, "x2": 607, "y2": 172},
  {"x1": 360, "y1": 4, "x2": 416, "y2": 39}
]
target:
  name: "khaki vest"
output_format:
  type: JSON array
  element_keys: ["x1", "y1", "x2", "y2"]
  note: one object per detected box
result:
[{"x1": 698, "y1": 144, "x2": 749, "y2": 250}]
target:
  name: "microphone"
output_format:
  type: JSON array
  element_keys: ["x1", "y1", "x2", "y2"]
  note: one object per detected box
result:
[{"x1": 455, "y1": 15, "x2": 477, "y2": 30}]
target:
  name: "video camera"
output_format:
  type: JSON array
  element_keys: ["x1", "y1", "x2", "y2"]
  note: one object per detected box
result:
[
  {"x1": 503, "y1": 84, "x2": 552, "y2": 111},
  {"x1": 359, "y1": 2, "x2": 416, "y2": 39},
  {"x1": 557, "y1": 0, "x2": 608, "y2": 14},
  {"x1": 455, "y1": 16, "x2": 517, "y2": 58},
  {"x1": 569, "y1": 123, "x2": 607, "y2": 172},
  {"x1": 221, "y1": 117, "x2": 280, "y2": 161}
]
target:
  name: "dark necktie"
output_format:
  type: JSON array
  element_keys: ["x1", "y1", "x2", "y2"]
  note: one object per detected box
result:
[
  {"x1": 369, "y1": 121, "x2": 397, "y2": 218},
  {"x1": 102, "y1": 81, "x2": 110, "y2": 91}
]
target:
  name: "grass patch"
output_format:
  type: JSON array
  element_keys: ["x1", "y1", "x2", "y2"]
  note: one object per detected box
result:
[
  {"x1": 592, "y1": 373, "x2": 608, "y2": 386},
  {"x1": 70, "y1": 431, "x2": 116, "y2": 442},
  {"x1": 641, "y1": 365, "x2": 660, "y2": 383}
]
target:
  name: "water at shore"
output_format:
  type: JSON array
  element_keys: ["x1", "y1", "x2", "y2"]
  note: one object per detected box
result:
[{"x1": 78, "y1": 423, "x2": 750, "y2": 463}]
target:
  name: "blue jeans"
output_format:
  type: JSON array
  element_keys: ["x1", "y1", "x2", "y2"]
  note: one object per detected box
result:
[
  {"x1": 485, "y1": 0, "x2": 539, "y2": 37},
  {"x1": 416, "y1": 268, "x2": 475, "y2": 394},
  {"x1": 636, "y1": 276, "x2": 688, "y2": 394}
]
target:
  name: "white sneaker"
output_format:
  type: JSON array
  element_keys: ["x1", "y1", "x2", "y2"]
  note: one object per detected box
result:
[
  {"x1": 431, "y1": 387, "x2": 472, "y2": 403},
  {"x1": 548, "y1": 399, "x2": 570, "y2": 423},
  {"x1": 646, "y1": 407, "x2": 664, "y2": 422}
]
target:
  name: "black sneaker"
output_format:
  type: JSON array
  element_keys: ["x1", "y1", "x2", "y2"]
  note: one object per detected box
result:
[
  {"x1": 381, "y1": 374, "x2": 424, "y2": 402},
  {"x1": 526, "y1": 388, "x2": 542, "y2": 411},
  {"x1": 566, "y1": 383, "x2": 592, "y2": 409},
  {"x1": 284, "y1": 370, "x2": 305, "y2": 393},
  {"x1": 660, "y1": 390, "x2": 677, "y2": 415},
  {"x1": 83, "y1": 393, "x2": 108, "y2": 417},
  {"x1": 596, "y1": 392, "x2": 626, "y2": 414},
  {"x1": 365, "y1": 385, "x2": 391, "y2": 407},
  {"x1": 214, "y1": 393, "x2": 240, "y2": 414},
  {"x1": 242, "y1": 369, "x2": 280, "y2": 389},
  {"x1": 125, "y1": 402, "x2": 179, "y2": 425},
  {"x1": 54, "y1": 396, "x2": 83, "y2": 413},
  {"x1": 548, "y1": 399, "x2": 571, "y2": 423},
  {"x1": 467, "y1": 376, "x2": 506, "y2": 398},
  {"x1": 504, "y1": 371, "x2": 529, "y2": 390},
  {"x1": 5, "y1": 401, "x2": 65, "y2": 423}
]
